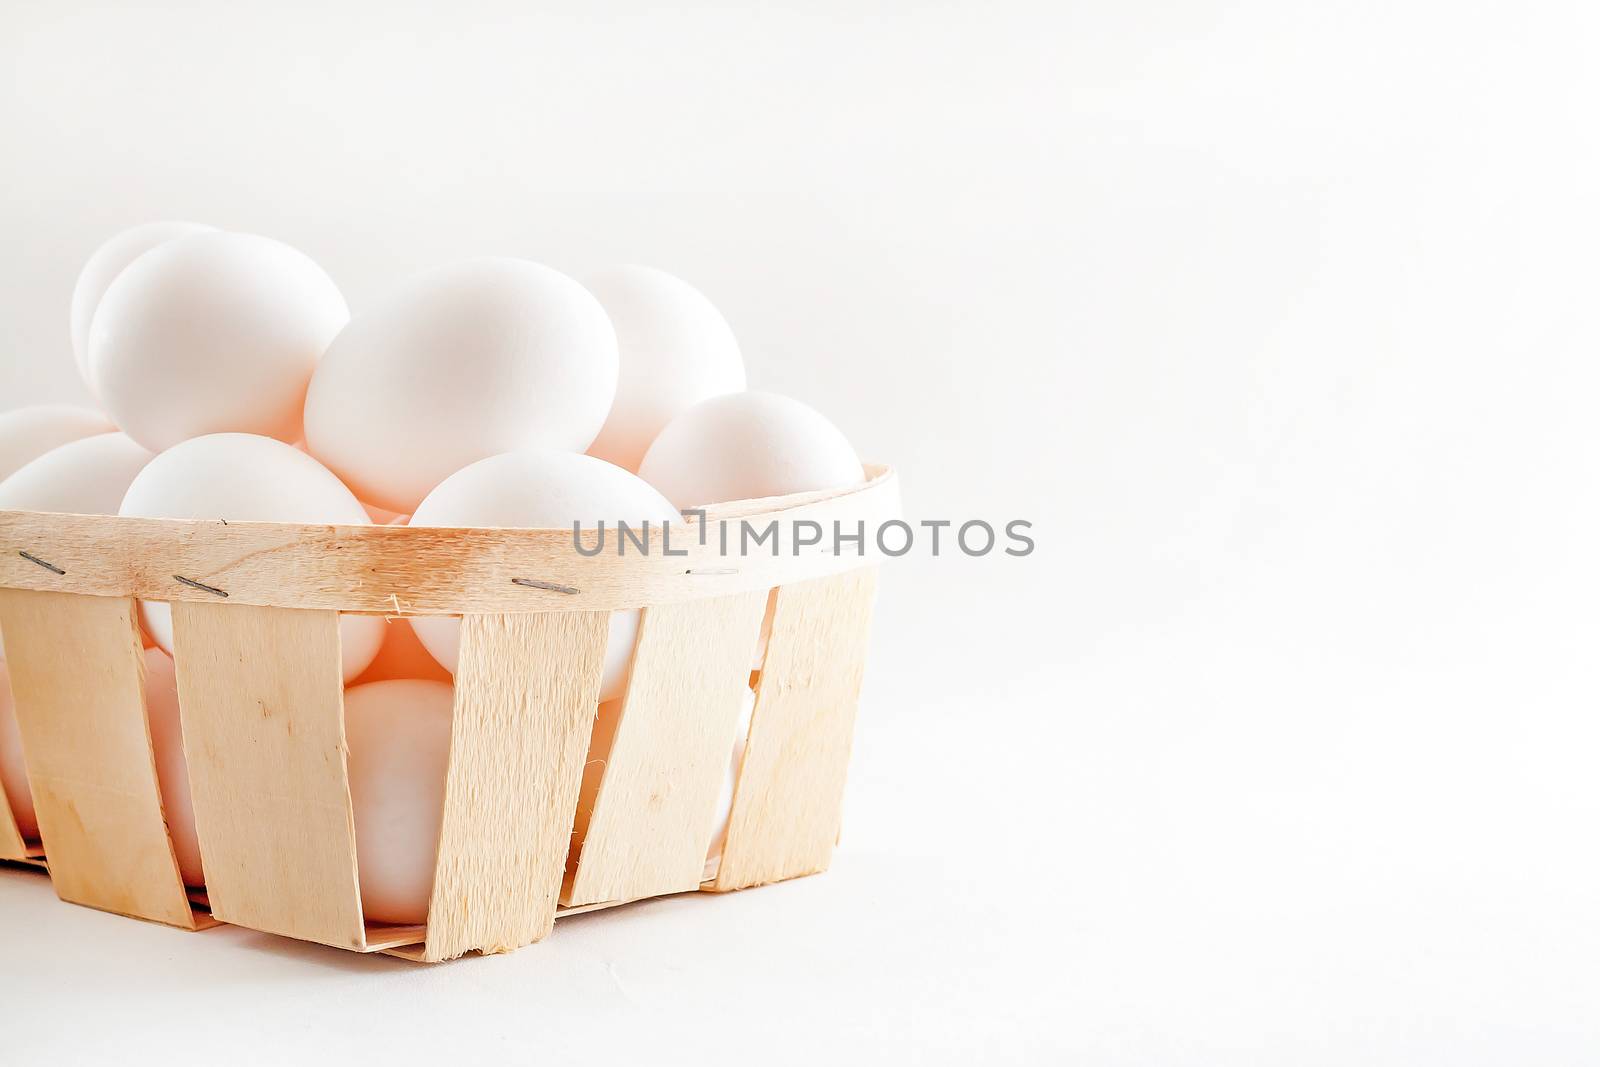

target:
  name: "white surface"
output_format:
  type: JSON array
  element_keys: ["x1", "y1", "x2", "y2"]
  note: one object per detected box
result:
[{"x1": 3, "y1": 0, "x2": 1600, "y2": 1063}]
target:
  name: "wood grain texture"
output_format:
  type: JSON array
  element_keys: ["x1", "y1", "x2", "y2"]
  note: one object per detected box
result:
[
  {"x1": 710, "y1": 569, "x2": 879, "y2": 892},
  {"x1": 422, "y1": 611, "x2": 610, "y2": 961},
  {"x1": 170, "y1": 602, "x2": 367, "y2": 949},
  {"x1": 566, "y1": 592, "x2": 768, "y2": 906},
  {"x1": 0, "y1": 589, "x2": 195, "y2": 927},
  {"x1": 0, "y1": 466, "x2": 898, "y2": 614}
]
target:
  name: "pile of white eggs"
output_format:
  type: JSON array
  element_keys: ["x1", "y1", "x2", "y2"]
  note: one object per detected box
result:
[{"x1": 0, "y1": 221, "x2": 867, "y2": 923}]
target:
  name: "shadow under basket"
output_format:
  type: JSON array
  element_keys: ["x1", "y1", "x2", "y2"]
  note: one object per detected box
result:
[{"x1": 0, "y1": 464, "x2": 899, "y2": 961}]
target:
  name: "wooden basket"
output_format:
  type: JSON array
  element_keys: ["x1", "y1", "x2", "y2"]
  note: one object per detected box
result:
[{"x1": 0, "y1": 465, "x2": 897, "y2": 960}]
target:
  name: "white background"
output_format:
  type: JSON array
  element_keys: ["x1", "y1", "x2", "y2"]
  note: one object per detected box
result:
[{"x1": 4, "y1": 1, "x2": 1600, "y2": 1063}]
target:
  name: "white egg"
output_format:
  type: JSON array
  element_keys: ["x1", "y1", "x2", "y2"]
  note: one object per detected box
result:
[
  {"x1": 0, "y1": 413, "x2": 124, "y2": 670},
  {"x1": 583, "y1": 265, "x2": 745, "y2": 472},
  {"x1": 640, "y1": 393, "x2": 864, "y2": 665},
  {"x1": 0, "y1": 658, "x2": 36, "y2": 840},
  {"x1": 119, "y1": 434, "x2": 383, "y2": 681},
  {"x1": 90, "y1": 231, "x2": 348, "y2": 451},
  {"x1": 704, "y1": 687, "x2": 758, "y2": 878},
  {"x1": 344, "y1": 679, "x2": 454, "y2": 925},
  {"x1": 350, "y1": 618, "x2": 453, "y2": 686},
  {"x1": 304, "y1": 258, "x2": 619, "y2": 514},
  {"x1": 638, "y1": 390, "x2": 864, "y2": 508},
  {"x1": 0, "y1": 404, "x2": 114, "y2": 482},
  {"x1": 142, "y1": 648, "x2": 203, "y2": 886},
  {"x1": 408, "y1": 450, "x2": 679, "y2": 701},
  {"x1": 0, "y1": 433, "x2": 153, "y2": 515},
  {"x1": 70, "y1": 221, "x2": 214, "y2": 392}
]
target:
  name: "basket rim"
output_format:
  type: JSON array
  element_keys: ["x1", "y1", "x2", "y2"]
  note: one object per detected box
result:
[{"x1": 0, "y1": 464, "x2": 899, "y2": 613}]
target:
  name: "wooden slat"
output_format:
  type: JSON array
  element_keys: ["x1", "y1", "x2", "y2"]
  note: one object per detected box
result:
[
  {"x1": 0, "y1": 589, "x2": 195, "y2": 927},
  {"x1": 566, "y1": 591, "x2": 768, "y2": 906},
  {"x1": 0, "y1": 661, "x2": 25, "y2": 858},
  {"x1": 0, "y1": 466, "x2": 899, "y2": 614},
  {"x1": 422, "y1": 610, "x2": 609, "y2": 961},
  {"x1": 0, "y1": 806, "x2": 27, "y2": 861},
  {"x1": 361, "y1": 923, "x2": 428, "y2": 952},
  {"x1": 710, "y1": 570, "x2": 879, "y2": 892},
  {"x1": 170, "y1": 602, "x2": 366, "y2": 949}
]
